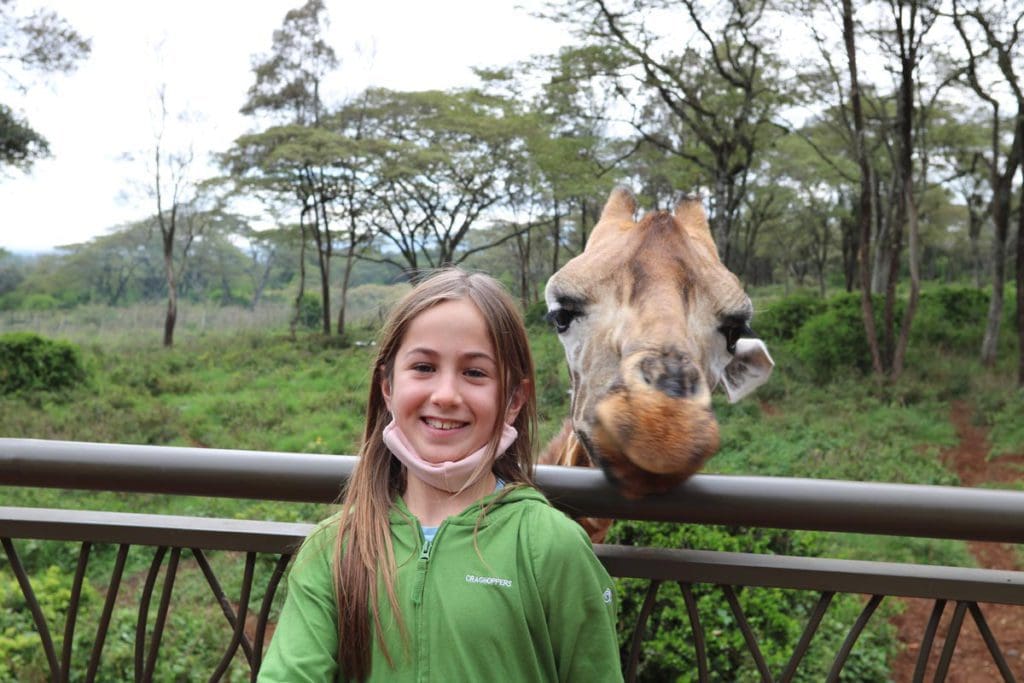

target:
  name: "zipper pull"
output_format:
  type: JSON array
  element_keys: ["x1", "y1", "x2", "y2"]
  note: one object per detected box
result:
[{"x1": 419, "y1": 539, "x2": 431, "y2": 561}]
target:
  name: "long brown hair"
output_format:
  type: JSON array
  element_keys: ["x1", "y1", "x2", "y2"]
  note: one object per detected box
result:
[{"x1": 332, "y1": 268, "x2": 538, "y2": 681}]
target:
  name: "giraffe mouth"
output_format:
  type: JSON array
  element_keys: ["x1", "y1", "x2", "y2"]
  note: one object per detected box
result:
[{"x1": 574, "y1": 358, "x2": 721, "y2": 497}]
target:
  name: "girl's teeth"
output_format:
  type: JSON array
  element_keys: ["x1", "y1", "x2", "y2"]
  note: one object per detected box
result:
[{"x1": 426, "y1": 418, "x2": 461, "y2": 430}]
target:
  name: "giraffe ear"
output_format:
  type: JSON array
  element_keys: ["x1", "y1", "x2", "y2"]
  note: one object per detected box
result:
[{"x1": 720, "y1": 338, "x2": 774, "y2": 403}]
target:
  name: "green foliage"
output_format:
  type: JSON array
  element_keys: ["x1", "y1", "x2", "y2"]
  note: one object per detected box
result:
[
  {"x1": 0, "y1": 332, "x2": 87, "y2": 393},
  {"x1": 756, "y1": 293, "x2": 826, "y2": 342},
  {"x1": 0, "y1": 562, "x2": 98, "y2": 680},
  {"x1": 524, "y1": 300, "x2": 550, "y2": 328},
  {"x1": 20, "y1": 292, "x2": 60, "y2": 310},
  {"x1": 910, "y1": 286, "x2": 989, "y2": 353},
  {"x1": 609, "y1": 522, "x2": 895, "y2": 682},
  {"x1": 298, "y1": 293, "x2": 321, "y2": 329},
  {"x1": 0, "y1": 278, "x2": 1017, "y2": 680},
  {"x1": 791, "y1": 293, "x2": 878, "y2": 381}
]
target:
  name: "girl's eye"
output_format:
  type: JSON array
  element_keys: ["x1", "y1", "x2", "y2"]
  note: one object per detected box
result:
[
  {"x1": 464, "y1": 368, "x2": 489, "y2": 379},
  {"x1": 411, "y1": 363, "x2": 434, "y2": 373}
]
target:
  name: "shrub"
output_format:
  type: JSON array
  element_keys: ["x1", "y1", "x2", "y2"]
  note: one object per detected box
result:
[
  {"x1": 756, "y1": 293, "x2": 827, "y2": 342},
  {"x1": 524, "y1": 300, "x2": 550, "y2": 328},
  {"x1": 608, "y1": 521, "x2": 895, "y2": 682},
  {"x1": 910, "y1": 286, "x2": 988, "y2": 353},
  {"x1": 21, "y1": 293, "x2": 59, "y2": 311},
  {"x1": 0, "y1": 332, "x2": 87, "y2": 393},
  {"x1": 297, "y1": 293, "x2": 322, "y2": 329},
  {"x1": 791, "y1": 293, "x2": 879, "y2": 381}
]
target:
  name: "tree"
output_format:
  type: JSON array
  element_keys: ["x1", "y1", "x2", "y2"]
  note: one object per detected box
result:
[
  {"x1": 356, "y1": 88, "x2": 534, "y2": 279},
  {"x1": 951, "y1": 0, "x2": 1024, "y2": 379},
  {"x1": 239, "y1": 0, "x2": 342, "y2": 334},
  {"x1": 841, "y1": 0, "x2": 885, "y2": 376},
  {"x1": 546, "y1": 0, "x2": 792, "y2": 275},
  {"x1": 61, "y1": 221, "x2": 154, "y2": 306},
  {"x1": 148, "y1": 86, "x2": 226, "y2": 347},
  {"x1": 0, "y1": 0, "x2": 90, "y2": 172}
]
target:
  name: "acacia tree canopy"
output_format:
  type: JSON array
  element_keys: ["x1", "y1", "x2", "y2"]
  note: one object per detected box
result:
[{"x1": 0, "y1": 1, "x2": 90, "y2": 172}]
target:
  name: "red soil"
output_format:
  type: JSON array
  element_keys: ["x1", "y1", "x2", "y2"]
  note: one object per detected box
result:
[{"x1": 888, "y1": 401, "x2": 1024, "y2": 682}]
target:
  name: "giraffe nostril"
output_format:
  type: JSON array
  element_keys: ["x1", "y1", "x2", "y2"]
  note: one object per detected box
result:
[{"x1": 639, "y1": 351, "x2": 701, "y2": 398}]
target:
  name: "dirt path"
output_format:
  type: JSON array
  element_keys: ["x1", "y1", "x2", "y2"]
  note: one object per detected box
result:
[{"x1": 888, "y1": 401, "x2": 1024, "y2": 682}]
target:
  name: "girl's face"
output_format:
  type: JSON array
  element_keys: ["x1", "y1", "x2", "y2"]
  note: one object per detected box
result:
[{"x1": 382, "y1": 298, "x2": 520, "y2": 465}]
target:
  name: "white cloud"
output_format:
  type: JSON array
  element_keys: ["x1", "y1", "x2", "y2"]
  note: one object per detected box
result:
[{"x1": 0, "y1": 0, "x2": 570, "y2": 253}]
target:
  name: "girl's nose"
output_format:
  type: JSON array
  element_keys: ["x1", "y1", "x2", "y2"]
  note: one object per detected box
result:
[{"x1": 430, "y1": 371, "x2": 462, "y2": 406}]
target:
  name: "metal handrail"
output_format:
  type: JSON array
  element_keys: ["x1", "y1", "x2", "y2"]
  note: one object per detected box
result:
[
  {"x1": 2, "y1": 438, "x2": 1023, "y2": 682},
  {"x1": 3, "y1": 437, "x2": 1024, "y2": 543}
]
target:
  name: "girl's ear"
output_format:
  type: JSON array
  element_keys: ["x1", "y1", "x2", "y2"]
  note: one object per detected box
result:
[
  {"x1": 505, "y1": 380, "x2": 529, "y2": 425},
  {"x1": 380, "y1": 366, "x2": 393, "y2": 412}
]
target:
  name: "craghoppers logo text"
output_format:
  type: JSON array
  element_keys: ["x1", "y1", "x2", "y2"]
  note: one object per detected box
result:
[{"x1": 465, "y1": 574, "x2": 513, "y2": 588}]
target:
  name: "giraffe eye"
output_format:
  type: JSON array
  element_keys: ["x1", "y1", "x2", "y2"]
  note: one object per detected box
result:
[
  {"x1": 719, "y1": 321, "x2": 754, "y2": 354},
  {"x1": 545, "y1": 308, "x2": 580, "y2": 334}
]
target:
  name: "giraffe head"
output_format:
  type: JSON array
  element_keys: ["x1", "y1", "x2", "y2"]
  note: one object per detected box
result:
[{"x1": 545, "y1": 186, "x2": 773, "y2": 497}]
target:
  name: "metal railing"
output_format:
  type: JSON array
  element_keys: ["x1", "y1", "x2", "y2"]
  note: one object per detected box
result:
[{"x1": 2, "y1": 438, "x2": 1023, "y2": 682}]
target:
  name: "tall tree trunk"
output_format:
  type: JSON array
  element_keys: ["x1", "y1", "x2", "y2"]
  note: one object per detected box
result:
[
  {"x1": 968, "y1": 193, "x2": 984, "y2": 288},
  {"x1": 843, "y1": 0, "x2": 884, "y2": 377},
  {"x1": 336, "y1": 215, "x2": 365, "y2": 337},
  {"x1": 290, "y1": 208, "x2": 309, "y2": 339},
  {"x1": 551, "y1": 199, "x2": 561, "y2": 276},
  {"x1": 161, "y1": 214, "x2": 177, "y2": 348},
  {"x1": 1017, "y1": 177, "x2": 1024, "y2": 387},
  {"x1": 981, "y1": 181, "x2": 1011, "y2": 366},
  {"x1": 893, "y1": 183, "x2": 921, "y2": 379}
]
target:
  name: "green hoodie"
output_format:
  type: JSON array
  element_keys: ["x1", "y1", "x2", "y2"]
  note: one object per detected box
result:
[{"x1": 258, "y1": 486, "x2": 622, "y2": 683}]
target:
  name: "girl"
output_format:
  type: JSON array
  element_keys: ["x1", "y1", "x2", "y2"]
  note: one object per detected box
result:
[{"x1": 259, "y1": 268, "x2": 622, "y2": 682}]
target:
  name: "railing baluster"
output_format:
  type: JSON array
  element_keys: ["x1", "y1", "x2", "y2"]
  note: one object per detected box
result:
[
  {"x1": 143, "y1": 546, "x2": 181, "y2": 681},
  {"x1": 779, "y1": 591, "x2": 835, "y2": 683},
  {"x1": 912, "y1": 599, "x2": 946, "y2": 683},
  {"x1": 2, "y1": 537, "x2": 61, "y2": 679},
  {"x1": 251, "y1": 553, "x2": 293, "y2": 681},
  {"x1": 60, "y1": 541, "x2": 91, "y2": 683},
  {"x1": 625, "y1": 579, "x2": 662, "y2": 683},
  {"x1": 933, "y1": 601, "x2": 968, "y2": 682},
  {"x1": 826, "y1": 594, "x2": 883, "y2": 682},
  {"x1": 679, "y1": 582, "x2": 709, "y2": 683},
  {"x1": 135, "y1": 545, "x2": 168, "y2": 683},
  {"x1": 86, "y1": 543, "x2": 130, "y2": 683},
  {"x1": 208, "y1": 551, "x2": 257, "y2": 682},
  {"x1": 193, "y1": 548, "x2": 256, "y2": 664},
  {"x1": 722, "y1": 585, "x2": 773, "y2": 682},
  {"x1": 967, "y1": 602, "x2": 1017, "y2": 683}
]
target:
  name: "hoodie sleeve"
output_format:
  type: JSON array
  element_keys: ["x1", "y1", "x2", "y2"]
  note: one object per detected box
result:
[
  {"x1": 258, "y1": 524, "x2": 341, "y2": 683},
  {"x1": 530, "y1": 506, "x2": 624, "y2": 683}
]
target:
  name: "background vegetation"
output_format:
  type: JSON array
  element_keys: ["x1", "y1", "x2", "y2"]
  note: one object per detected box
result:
[
  {"x1": 3, "y1": 0, "x2": 1024, "y2": 679},
  {"x1": 2, "y1": 282, "x2": 1022, "y2": 680}
]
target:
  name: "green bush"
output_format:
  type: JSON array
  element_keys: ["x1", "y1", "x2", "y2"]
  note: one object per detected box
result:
[
  {"x1": 0, "y1": 563, "x2": 98, "y2": 681},
  {"x1": 0, "y1": 332, "x2": 87, "y2": 393},
  {"x1": 756, "y1": 293, "x2": 827, "y2": 342},
  {"x1": 524, "y1": 300, "x2": 550, "y2": 328},
  {"x1": 297, "y1": 293, "x2": 322, "y2": 329},
  {"x1": 608, "y1": 521, "x2": 895, "y2": 682},
  {"x1": 791, "y1": 293, "x2": 880, "y2": 381},
  {"x1": 910, "y1": 286, "x2": 988, "y2": 353},
  {"x1": 21, "y1": 293, "x2": 59, "y2": 311}
]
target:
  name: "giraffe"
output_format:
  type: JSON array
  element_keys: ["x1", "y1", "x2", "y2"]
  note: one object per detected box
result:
[{"x1": 539, "y1": 186, "x2": 774, "y2": 540}]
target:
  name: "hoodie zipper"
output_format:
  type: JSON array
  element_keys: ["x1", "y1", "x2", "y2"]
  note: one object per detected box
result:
[{"x1": 412, "y1": 523, "x2": 440, "y2": 607}]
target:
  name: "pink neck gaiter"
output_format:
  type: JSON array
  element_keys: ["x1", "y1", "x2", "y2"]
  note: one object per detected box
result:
[{"x1": 382, "y1": 420, "x2": 518, "y2": 493}]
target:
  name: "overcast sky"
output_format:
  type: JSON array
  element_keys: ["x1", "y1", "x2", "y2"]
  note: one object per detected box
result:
[{"x1": 0, "y1": 0, "x2": 571, "y2": 253}]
